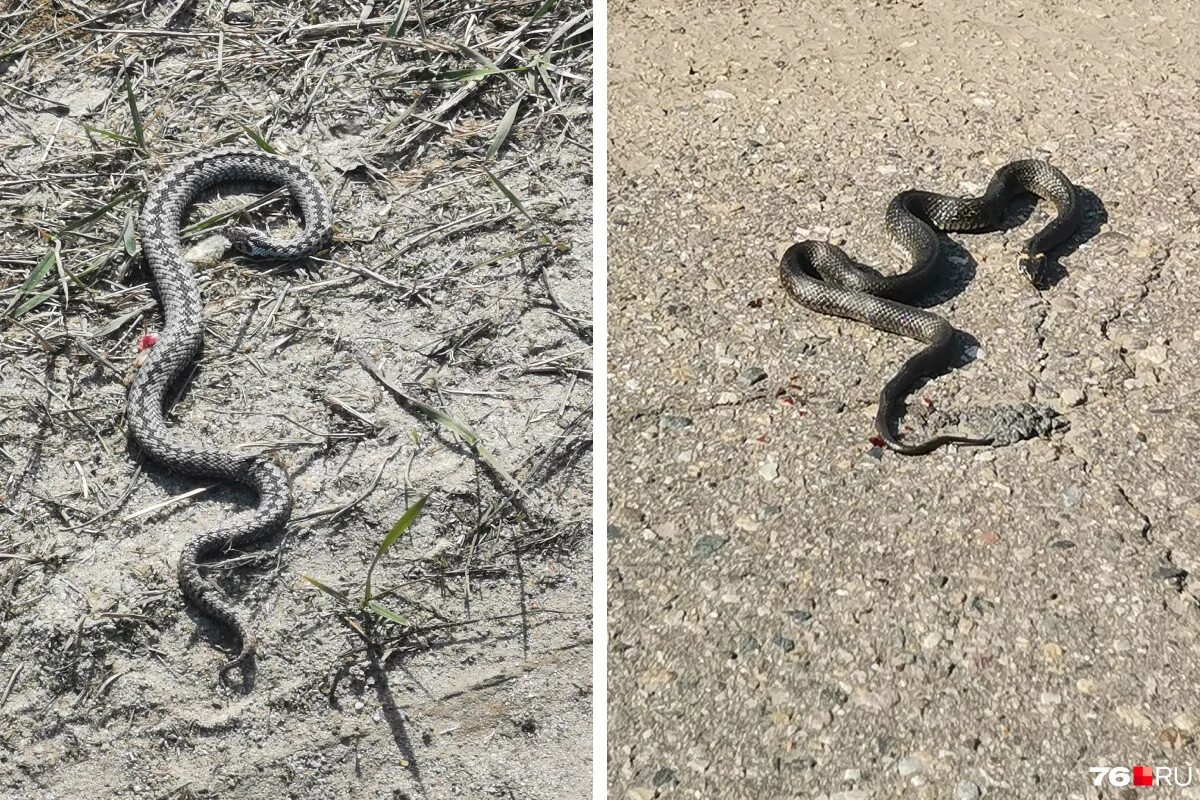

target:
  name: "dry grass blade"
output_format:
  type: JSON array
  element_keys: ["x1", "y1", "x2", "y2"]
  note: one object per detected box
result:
[
  {"x1": 356, "y1": 352, "x2": 528, "y2": 498},
  {"x1": 122, "y1": 71, "x2": 145, "y2": 150},
  {"x1": 482, "y1": 167, "x2": 534, "y2": 223}
]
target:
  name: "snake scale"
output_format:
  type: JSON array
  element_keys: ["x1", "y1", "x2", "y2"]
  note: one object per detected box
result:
[
  {"x1": 779, "y1": 160, "x2": 1081, "y2": 454},
  {"x1": 127, "y1": 148, "x2": 331, "y2": 676}
]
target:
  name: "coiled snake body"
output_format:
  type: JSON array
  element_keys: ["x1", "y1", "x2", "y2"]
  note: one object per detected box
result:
[
  {"x1": 779, "y1": 160, "x2": 1080, "y2": 454},
  {"x1": 127, "y1": 148, "x2": 331, "y2": 675}
]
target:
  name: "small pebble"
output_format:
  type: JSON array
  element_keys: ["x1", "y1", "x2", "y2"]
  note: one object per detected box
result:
[
  {"x1": 1153, "y1": 565, "x2": 1188, "y2": 581},
  {"x1": 652, "y1": 766, "x2": 676, "y2": 786},
  {"x1": 693, "y1": 535, "x2": 726, "y2": 557},
  {"x1": 184, "y1": 234, "x2": 230, "y2": 267},
  {"x1": 1134, "y1": 344, "x2": 1169, "y2": 366},
  {"x1": 224, "y1": 1, "x2": 254, "y2": 22},
  {"x1": 742, "y1": 366, "x2": 767, "y2": 385},
  {"x1": 1058, "y1": 387, "x2": 1086, "y2": 407},
  {"x1": 954, "y1": 780, "x2": 983, "y2": 800}
]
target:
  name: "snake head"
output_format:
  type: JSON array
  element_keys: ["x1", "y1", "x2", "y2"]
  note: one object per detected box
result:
[
  {"x1": 226, "y1": 225, "x2": 273, "y2": 257},
  {"x1": 1018, "y1": 251, "x2": 1047, "y2": 287}
]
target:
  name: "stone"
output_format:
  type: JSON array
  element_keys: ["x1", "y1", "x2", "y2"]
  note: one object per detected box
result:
[
  {"x1": 1174, "y1": 711, "x2": 1200, "y2": 733},
  {"x1": 742, "y1": 366, "x2": 767, "y2": 385},
  {"x1": 1141, "y1": 344, "x2": 1170, "y2": 365},
  {"x1": 954, "y1": 780, "x2": 983, "y2": 800},
  {"x1": 759, "y1": 459, "x2": 779, "y2": 480},
  {"x1": 1058, "y1": 387, "x2": 1086, "y2": 407},
  {"x1": 224, "y1": 1, "x2": 254, "y2": 22},
  {"x1": 184, "y1": 234, "x2": 230, "y2": 267},
  {"x1": 692, "y1": 535, "x2": 726, "y2": 557}
]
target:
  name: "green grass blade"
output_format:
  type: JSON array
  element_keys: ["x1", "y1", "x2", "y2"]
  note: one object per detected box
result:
[
  {"x1": 531, "y1": 0, "x2": 557, "y2": 21},
  {"x1": 411, "y1": 398, "x2": 477, "y2": 444},
  {"x1": 61, "y1": 185, "x2": 140, "y2": 235},
  {"x1": 377, "y1": 495, "x2": 428, "y2": 561},
  {"x1": 240, "y1": 123, "x2": 277, "y2": 154},
  {"x1": 122, "y1": 211, "x2": 137, "y2": 255},
  {"x1": 435, "y1": 66, "x2": 500, "y2": 82},
  {"x1": 123, "y1": 72, "x2": 145, "y2": 149},
  {"x1": 11, "y1": 289, "x2": 56, "y2": 318},
  {"x1": 456, "y1": 42, "x2": 502, "y2": 72},
  {"x1": 402, "y1": 399, "x2": 526, "y2": 497},
  {"x1": 5, "y1": 247, "x2": 58, "y2": 317},
  {"x1": 366, "y1": 601, "x2": 410, "y2": 627},
  {"x1": 364, "y1": 494, "x2": 428, "y2": 605},
  {"x1": 483, "y1": 167, "x2": 533, "y2": 222},
  {"x1": 486, "y1": 100, "x2": 521, "y2": 160},
  {"x1": 474, "y1": 444, "x2": 524, "y2": 496},
  {"x1": 301, "y1": 575, "x2": 352, "y2": 605},
  {"x1": 356, "y1": 353, "x2": 530, "y2": 499},
  {"x1": 80, "y1": 123, "x2": 136, "y2": 145}
]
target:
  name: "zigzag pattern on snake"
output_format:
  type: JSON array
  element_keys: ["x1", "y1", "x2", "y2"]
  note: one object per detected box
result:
[
  {"x1": 779, "y1": 160, "x2": 1081, "y2": 455},
  {"x1": 126, "y1": 148, "x2": 331, "y2": 676}
]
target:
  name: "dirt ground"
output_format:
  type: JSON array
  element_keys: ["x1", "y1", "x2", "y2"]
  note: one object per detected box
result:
[
  {"x1": 608, "y1": 1, "x2": 1200, "y2": 799},
  {"x1": 0, "y1": 2, "x2": 592, "y2": 798}
]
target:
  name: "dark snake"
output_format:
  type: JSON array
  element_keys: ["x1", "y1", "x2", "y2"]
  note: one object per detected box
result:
[
  {"x1": 126, "y1": 148, "x2": 331, "y2": 676},
  {"x1": 779, "y1": 160, "x2": 1081, "y2": 455}
]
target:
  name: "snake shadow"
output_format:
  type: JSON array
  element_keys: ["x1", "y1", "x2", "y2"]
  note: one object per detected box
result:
[
  {"x1": 849, "y1": 185, "x2": 1107, "y2": 398},
  {"x1": 1036, "y1": 185, "x2": 1108, "y2": 287},
  {"x1": 917, "y1": 184, "x2": 1107, "y2": 306},
  {"x1": 921, "y1": 185, "x2": 1104, "y2": 368}
]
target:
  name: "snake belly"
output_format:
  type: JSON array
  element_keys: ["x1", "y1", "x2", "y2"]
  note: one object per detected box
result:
[
  {"x1": 127, "y1": 148, "x2": 331, "y2": 674},
  {"x1": 779, "y1": 160, "x2": 1080, "y2": 455}
]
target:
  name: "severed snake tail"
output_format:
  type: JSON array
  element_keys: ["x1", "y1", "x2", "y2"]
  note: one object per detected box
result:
[{"x1": 780, "y1": 160, "x2": 1081, "y2": 455}]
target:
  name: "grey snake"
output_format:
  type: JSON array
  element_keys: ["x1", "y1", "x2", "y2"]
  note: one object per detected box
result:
[
  {"x1": 127, "y1": 148, "x2": 331, "y2": 676},
  {"x1": 779, "y1": 160, "x2": 1081, "y2": 455}
]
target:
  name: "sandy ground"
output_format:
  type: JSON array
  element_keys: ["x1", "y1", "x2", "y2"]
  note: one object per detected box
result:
[
  {"x1": 0, "y1": 2, "x2": 593, "y2": 799},
  {"x1": 608, "y1": 1, "x2": 1200, "y2": 798}
]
